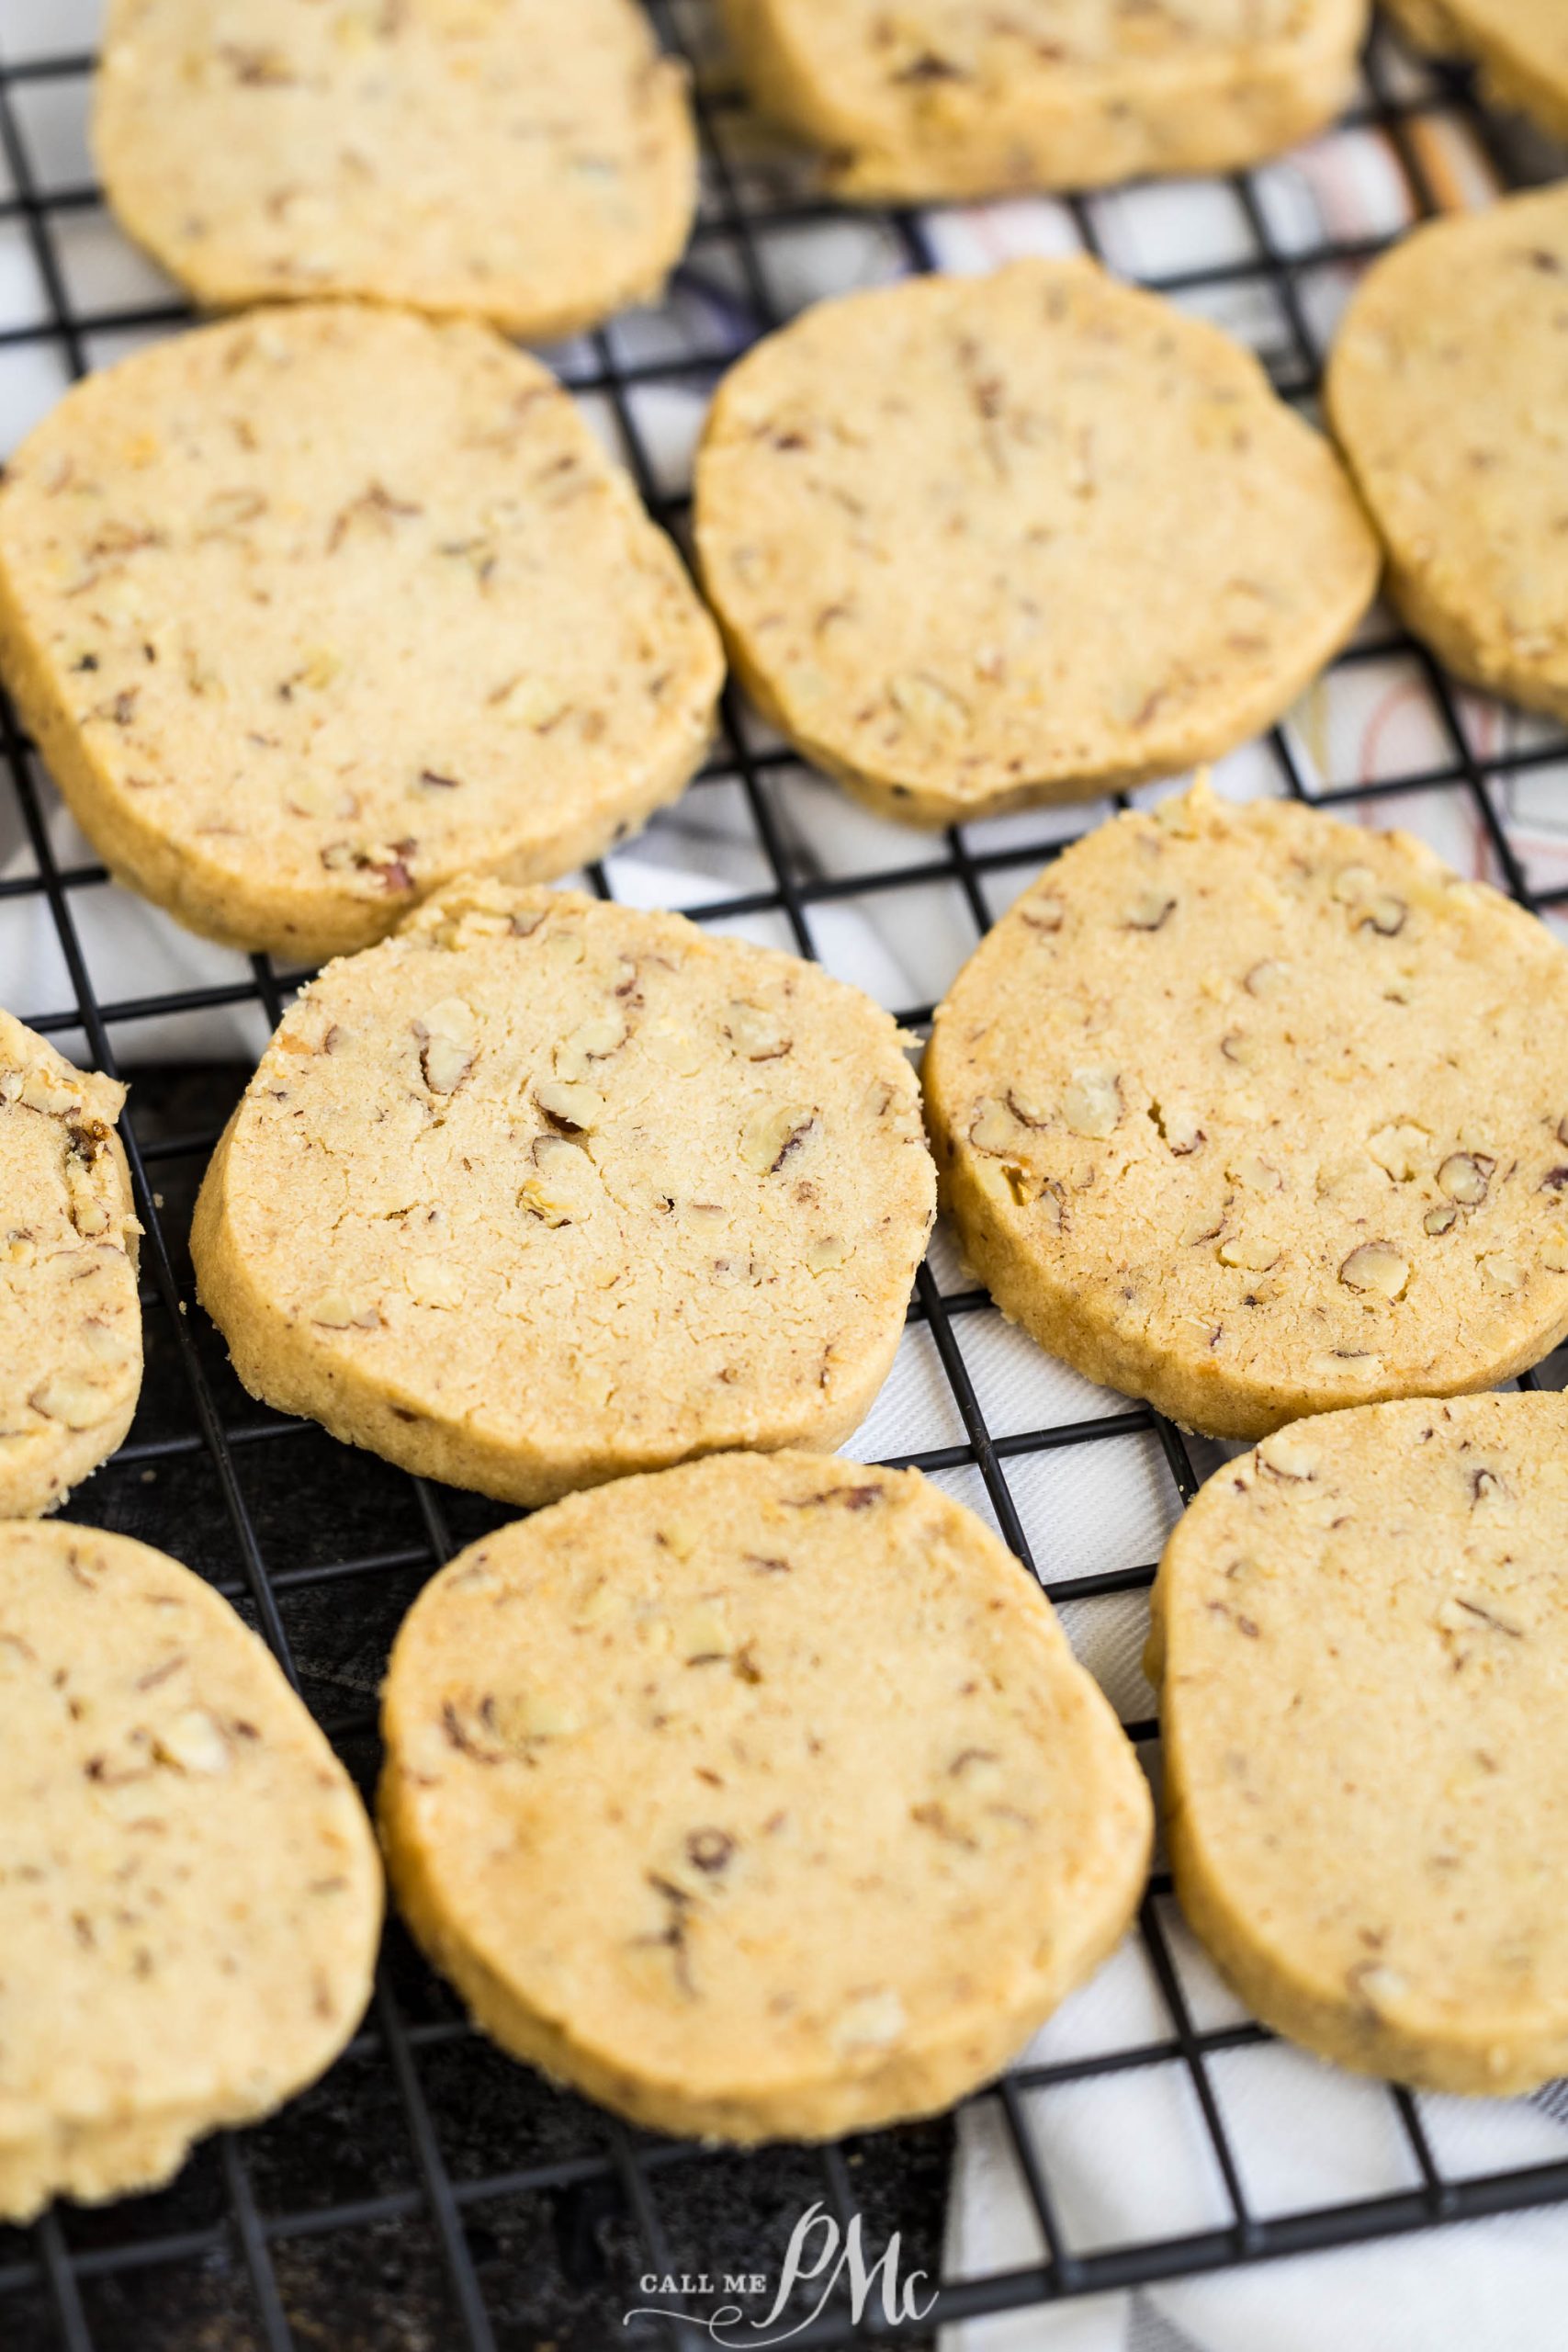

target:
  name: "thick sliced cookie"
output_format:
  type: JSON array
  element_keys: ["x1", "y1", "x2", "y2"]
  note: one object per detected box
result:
[
  {"x1": 719, "y1": 0, "x2": 1364, "y2": 198},
  {"x1": 0, "y1": 1521, "x2": 381, "y2": 2219},
  {"x1": 1150, "y1": 1393, "x2": 1568, "y2": 2094},
  {"x1": 1, "y1": 1012, "x2": 141, "y2": 1519},
  {"x1": 694, "y1": 261, "x2": 1377, "y2": 827},
  {"x1": 192, "y1": 883, "x2": 936, "y2": 1505},
  {"x1": 1327, "y1": 185, "x2": 1568, "y2": 726},
  {"x1": 95, "y1": 0, "x2": 696, "y2": 339},
  {"x1": 380, "y1": 1451, "x2": 1152, "y2": 2141},
  {"x1": 1383, "y1": 1, "x2": 1568, "y2": 144},
  {"x1": 0, "y1": 305, "x2": 723, "y2": 961},
  {"x1": 924, "y1": 779, "x2": 1568, "y2": 1439}
]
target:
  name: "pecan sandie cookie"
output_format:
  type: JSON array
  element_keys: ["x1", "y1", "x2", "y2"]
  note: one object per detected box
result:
[
  {"x1": 1151, "y1": 1393, "x2": 1568, "y2": 2094},
  {"x1": 0, "y1": 305, "x2": 722, "y2": 960},
  {"x1": 718, "y1": 0, "x2": 1364, "y2": 199},
  {"x1": 192, "y1": 884, "x2": 936, "y2": 1504},
  {"x1": 0, "y1": 1521, "x2": 380, "y2": 2219},
  {"x1": 1381, "y1": 0, "x2": 1568, "y2": 145},
  {"x1": 380, "y1": 1451, "x2": 1151, "y2": 2140},
  {"x1": 96, "y1": 0, "x2": 696, "y2": 339},
  {"x1": 0, "y1": 1011, "x2": 141, "y2": 1518},
  {"x1": 695, "y1": 262, "x2": 1376, "y2": 827},
  {"x1": 924, "y1": 779, "x2": 1568, "y2": 1438},
  {"x1": 1328, "y1": 185, "x2": 1568, "y2": 727}
]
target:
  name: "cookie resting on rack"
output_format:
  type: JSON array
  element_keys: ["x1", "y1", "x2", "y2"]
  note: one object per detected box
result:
[
  {"x1": 922, "y1": 779, "x2": 1568, "y2": 1440},
  {"x1": 94, "y1": 0, "x2": 696, "y2": 340},
  {"x1": 1327, "y1": 183, "x2": 1568, "y2": 728},
  {"x1": 1382, "y1": 0, "x2": 1568, "y2": 143},
  {"x1": 718, "y1": 0, "x2": 1365, "y2": 198},
  {"x1": 694, "y1": 260, "x2": 1378, "y2": 827},
  {"x1": 0, "y1": 1521, "x2": 382, "y2": 2220},
  {"x1": 1150, "y1": 1393, "x2": 1568, "y2": 2095},
  {"x1": 0, "y1": 1012, "x2": 141, "y2": 1519},
  {"x1": 0, "y1": 304, "x2": 722, "y2": 962},
  {"x1": 191, "y1": 882, "x2": 937, "y2": 1506},
  {"x1": 379, "y1": 1451, "x2": 1153, "y2": 2141}
]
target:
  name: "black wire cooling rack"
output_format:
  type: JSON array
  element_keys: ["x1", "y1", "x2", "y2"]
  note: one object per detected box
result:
[{"x1": 3, "y1": 5, "x2": 1568, "y2": 2346}]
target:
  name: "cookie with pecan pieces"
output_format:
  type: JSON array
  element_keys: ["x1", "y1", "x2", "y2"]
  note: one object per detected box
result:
[
  {"x1": 719, "y1": 0, "x2": 1364, "y2": 199},
  {"x1": 0, "y1": 1011, "x2": 141, "y2": 1518},
  {"x1": 1382, "y1": 0, "x2": 1568, "y2": 144},
  {"x1": 192, "y1": 883, "x2": 936, "y2": 1504},
  {"x1": 1327, "y1": 185, "x2": 1568, "y2": 726},
  {"x1": 0, "y1": 305, "x2": 722, "y2": 960},
  {"x1": 95, "y1": 0, "x2": 696, "y2": 339},
  {"x1": 380, "y1": 1451, "x2": 1151, "y2": 2140},
  {"x1": 694, "y1": 261, "x2": 1377, "y2": 827},
  {"x1": 1150, "y1": 1393, "x2": 1568, "y2": 2094},
  {"x1": 923, "y1": 779, "x2": 1568, "y2": 1439},
  {"x1": 0, "y1": 1521, "x2": 380, "y2": 2220}
]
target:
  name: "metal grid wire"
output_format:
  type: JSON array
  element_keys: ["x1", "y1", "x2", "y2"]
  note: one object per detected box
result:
[{"x1": 2, "y1": 3, "x2": 1568, "y2": 2346}]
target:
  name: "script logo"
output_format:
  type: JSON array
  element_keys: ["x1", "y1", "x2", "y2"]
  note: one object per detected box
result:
[{"x1": 625, "y1": 2201, "x2": 937, "y2": 2345}]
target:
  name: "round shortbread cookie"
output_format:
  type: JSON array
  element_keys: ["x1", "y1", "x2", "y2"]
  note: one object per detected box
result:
[
  {"x1": 380, "y1": 1451, "x2": 1152, "y2": 2141},
  {"x1": 0, "y1": 1521, "x2": 382, "y2": 2220},
  {"x1": 1327, "y1": 185, "x2": 1568, "y2": 728},
  {"x1": 1382, "y1": 0, "x2": 1568, "y2": 144},
  {"x1": 0, "y1": 1012, "x2": 141, "y2": 1520},
  {"x1": 694, "y1": 261, "x2": 1378, "y2": 827},
  {"x1": 719, "y1": 0, "x2": 1364, "y2": 200},
  {"x1": 1149, "y1": 1393, "x2": 1568, "y2": 2095},
  {"x1": 192, "y1": 882, "x2": 937, "y2": 1505},
  {"x1": 923, "y1": 779, "x2": 1568, "y2": 1440},
  {"x1": 94, "y1": 0, "x2": 696, "y2": 340},
  {"x1": 0, "y1": 305, "x2": 723, "y2": 962}
]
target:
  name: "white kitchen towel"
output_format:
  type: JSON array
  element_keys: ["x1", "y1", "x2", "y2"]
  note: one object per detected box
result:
[{"x1": 943, "y1": 1975, "x2": 1568, "y2": 2352}]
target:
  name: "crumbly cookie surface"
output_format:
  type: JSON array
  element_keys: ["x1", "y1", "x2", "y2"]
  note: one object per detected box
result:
[
  {"x1": 94, "y1": 0, "x2": 696, "y2": 338},
  {"x1": 923, "y1": 780, "x2": 1568, "y2": 1439},
  {"x1": 718, "y1": 0, "x2": 1363, "y2": 198},
  {"x1": 0, "y1": 1521, "x2": 381, "y2": 2220},
  {"x1": 694, "y1": 262, "x2": 1377, "y2": 826},
  {"x1": 1327, "y1": 185, "x2": 1568, "y2": 726},
  {"x1": 192, "y1": 883, "x2": 936, "y2": 1505},
  {"x1": 380, "y1": 1451, "x2": 1152, "y2": 2141},
  {"x1": 1382, "y1": 0, "x2": 1568, "y2": 141},
  {"x1": 1150, "y1": 1393, "x2": 1568, "y2": 2094},
  {"x1": 0, "y1": 305, "x2": 723, "y2": 961},
  {"x1": 0, "y1": 1012, "x2": 141, "y2": 1519}
]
